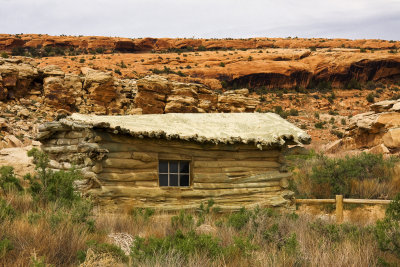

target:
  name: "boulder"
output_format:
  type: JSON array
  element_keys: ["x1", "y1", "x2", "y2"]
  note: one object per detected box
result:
[
  {"x1": 367, "y1": 144, "x2": 390, "y2": 154},
  {"x1": 382, "y1": 128, "x2": 400, "y2": 148}
]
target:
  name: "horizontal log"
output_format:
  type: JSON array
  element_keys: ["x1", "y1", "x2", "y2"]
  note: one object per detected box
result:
[
  {"x1": 193, "y1": 181, "x2": 280, "y2": 189},
  {"x1": 193, "y1": 170, "x2": 282, "y2": 183},
  {"x1": 101, "y1": 180, "x2": 158, "y2": 187},
  {"x1": 96, "y1": 186, "x2": 282, "y2": 199},
  {"x1": 103, "y1": 158, "x2": 157, "y2": 169},
  {"x1": 194, "y1": 161, "x2": 280, "y2": 168},
  {"x1": 343, "y1": 199, "x2": 391, "y2": 205},
  {"x1": 98, "y1": 172, "x2": 158, "y2": 182},
  {"x1": 158, "y1": 152, "x2": 192, "y2": 160},
  {"x1": 295, "y1": 199, "x2": 336, "y2": 204},
  {"x1": 101, "y1": 167, "x2": 156, "y2": 174}
]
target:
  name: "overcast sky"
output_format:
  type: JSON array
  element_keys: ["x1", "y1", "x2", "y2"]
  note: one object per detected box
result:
[{"x1": 1, "y1": 0, "x2": 399, "y2": 40}]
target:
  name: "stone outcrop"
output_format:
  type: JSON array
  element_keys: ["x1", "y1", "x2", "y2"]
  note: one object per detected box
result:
[
  {"x1": 326, "y1": 99, "x2": 400, "y2": 154},
  {"x1": 0, "y1": 58, "x2": 260, "y2": 116},
  {"x1": 217, "y1": 89, "x2": 258, "y2": 112},
  {"x1": 134, "y1": 75, "x2": 255, "y2": 114}
]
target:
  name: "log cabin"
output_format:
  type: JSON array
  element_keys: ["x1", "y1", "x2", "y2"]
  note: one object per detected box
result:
[{"x1": 37, "y1": 113, "x2": 310, "y2": 212}]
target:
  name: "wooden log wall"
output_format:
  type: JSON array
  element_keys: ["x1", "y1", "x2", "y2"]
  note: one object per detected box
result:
[{"x1": 41, "y1": 128, "x2": 295, "y2": 212}]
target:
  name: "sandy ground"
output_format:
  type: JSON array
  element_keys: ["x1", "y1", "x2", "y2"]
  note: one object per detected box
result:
[{"x1": 0, "y1": 146, "x2": 36, "y2": 177}]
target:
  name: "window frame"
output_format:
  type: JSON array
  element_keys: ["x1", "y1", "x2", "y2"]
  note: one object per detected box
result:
[{"x1": 158, "y1": 160, "x2": 191, "y2": 187}]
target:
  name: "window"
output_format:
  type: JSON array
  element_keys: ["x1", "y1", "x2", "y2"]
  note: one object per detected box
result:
[{"x1": 158, "y1": 160, "x2": 190, "y2": 187}]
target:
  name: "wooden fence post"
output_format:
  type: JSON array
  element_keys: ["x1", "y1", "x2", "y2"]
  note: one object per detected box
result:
[{"x1": 336, "y1": 195, "x2": 343, "y2": 223}]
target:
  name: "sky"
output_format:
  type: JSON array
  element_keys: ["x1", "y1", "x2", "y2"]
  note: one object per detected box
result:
[{"x1": 1, "y1": 0, "x2": 400, "y2": 40}]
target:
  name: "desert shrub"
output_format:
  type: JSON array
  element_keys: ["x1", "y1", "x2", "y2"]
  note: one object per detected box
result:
[
  {"x1": 314, "y1": 121, "x2": 326, "y2": 129},
  {"x1": 375, "y1": 193, "x2": 400, "y2": 258},
  {"x1": 0, "y1": 52, "x2": 8, "y2": 58},
  {"x1": 0, "y1": 199, "x2": 16, "y2": 223},
  {"x1": 0, "y1": 166, "x2": 23, "y2": 196},
  {"x1": 171, "y1": 210, "x2": 194, "y2": 229},
  {"x1": 24, "y1": 148, "x2": 83, "y2": 205},
  {"x1": 131, "y1": 230, "x2": 224, "y2": 262},
  {"x1": 219, "y1": 62, "x2": 225, "y2": 67},
  {"x1": 366, "y1": 93, "x2": 375, "y2": 103},
  {"x1": 330, "y1": 129, "x2": 344, "y2": 138},
  {"x1": 289, "y1": 109, "x2": 299, "y2": 116},
  {"x1": 131, "y1": 207, "x2": 155, "y2": 222},
  {"x1": 79, "y1": 58, "x2": 85, "y2": 63},
  {"x1": 84, "y1": 240, "x2": 128, "y2": 263},
  {"x1": 310, "y1": 153, "x2": 398, "y2": 198},
  {"x1": 114, "y1": 69, "x2": 121, "y2": 75},
  {"x1": 346, "y1": 78, "x2": 362, "y2": 90},
  {"x1": 227, "y1": 207, "x2": 252, "y2": 230},
  {"x1": 0, "y1": 238, "x2": 13, "y2": 259}
]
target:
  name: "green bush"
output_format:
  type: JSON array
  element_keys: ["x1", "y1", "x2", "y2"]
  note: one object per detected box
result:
[
  {"x1": 0, "y1": 238, "x2": 13, "y2": 259},
  {"x1": 0, "y1": 199, "x2": 16, "y2": 223},
  {"x1": 0, "y1": 166, "x2": 23, "y2": 196},
  {"x1": 310, "y1": 153, "x2": 398, "y2": 198},
  {"x1": 24, "y1": 148, "x2": 82, "y2": 205},
  {"x1": 0, "y1": 52, "x2": 8, "y2": 58},
  {"x1": 131, "y1": 207, "x2": 155, "y2": 222},
  {"x1": 131, "y1": 230, "x2": 224, "y2": 262},
  {"x1": 227, "y1": 207, "x2": 251, "y2": 230},
  {"x1": 346, "y1": 79, "x2": 361, "y2": 90},
  {"x1": 366, "y1": 93, "x2": 375, "y2": 103},
  {"x1": 171, "y1": 210, "x2": 194, "y2": 229},
  {"x1": 86, "y1": 240, "x2": 128, "y2": 263},
  {"x1": 375, "y1": 193, "x2": 400, "y2": 258}
]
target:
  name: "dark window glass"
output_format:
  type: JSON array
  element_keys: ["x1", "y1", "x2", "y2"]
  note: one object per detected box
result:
[
  {"x1": 169, "y1": 174, "x2": 178, "y2": 186},
  {"x1": 159, "y1": 174, "x2": 168, "y2": 186},
  {"x1": 159, "y1": 161, "x2": 168, "y2": 173},
  {"x1": 180, "y1": 175, "x2": 189, "y2": 186},
  {"x1": 169, "y1": 161, "x2": 179, "y2": 173},
  {"x1": 180, "y1": 162, "x2": 190, "y2": 173}
]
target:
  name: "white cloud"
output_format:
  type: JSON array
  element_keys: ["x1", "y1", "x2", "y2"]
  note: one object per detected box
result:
[{"x1": 0, "y1": 0, "x2": 399, "y2": 39}]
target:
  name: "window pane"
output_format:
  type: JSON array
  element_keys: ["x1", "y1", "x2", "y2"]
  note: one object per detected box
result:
[
  {"x1": 159, "y1": 174, "x2": 168, "y2": 186},
  {"x1": 170, "y1": 161, "x2": 179, "y2": 173},
  {"x1": 180, "y1": 174, "x2": 189, "y2": 186},
  {"x1": 170, "y1": 174, "x2": 178, "y2": 186},
  {"x1": 180, "y1": 162, "x2": 190, "y2": 173},
  {"x1": 159, "y1": 161, "x2": 168, "y2": 173}
]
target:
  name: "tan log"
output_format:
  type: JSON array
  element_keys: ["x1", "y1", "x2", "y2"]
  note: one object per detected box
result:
[
  {"x1": 103, "y1": 158, "x2": 157, "y2": 169},
  {"x1": 101, "y1": 167, "x2": 156, "y2": 174},
  {"x1": 98, "y1": 172, "x2": 158, "y2": 181},
  {"x1": 194, "y1": 160, "x2": 280, "y2": 168},
  {"x1": 107, "y1": 152, "x2": 132, "y2": 159},
  {"x1": 97, "y1": 186, "x2": 281, "y2": 198},
  {"x1": 193, "y1": 181, "x2": 280, "y2": 189}
]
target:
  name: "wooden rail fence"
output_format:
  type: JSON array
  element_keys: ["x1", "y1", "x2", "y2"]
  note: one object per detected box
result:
[{"x1": 295, "y1": 195, "x2": 392, "y2": 223}]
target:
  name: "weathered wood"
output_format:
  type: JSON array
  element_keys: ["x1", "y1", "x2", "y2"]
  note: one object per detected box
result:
[
  {"x1": 194, "y1": 160, "x2": 280, "y2": 168},
  {"x1": 96, "y1": 186, "x2": 282, "y2": 198},
  {"x1": 101, "y1": 167, "x2": 156, "y2": 174},
  {"x1": 295, "y1": 199, "x2": 336, "y2": 204},
  {"x1": 343, "y1": 199, "x2": 391, "y2": 205},
  {"x1": 193, "y1": 181, "x2": 280, "y2": 189},
  {"x1": 193, "y1": 171, "x2": 284, "y2": 183},
  {"x1": 98, "y1": 172, "x2": 158, "y2": 182},
  {"x1": 103, "y1": 158, "x2": 157, "y2": 169},
  {"x1": 336, "y1": 195, "x2": 344, "y2": 224}
]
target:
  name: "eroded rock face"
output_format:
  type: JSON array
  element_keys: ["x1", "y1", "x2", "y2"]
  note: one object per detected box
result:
[
  {"x1": 0, "y1": 58, "x2": 260, "y2": 115},
  {"x1": 217, "y1": 89, "x2": 258, "y2": 113},
  {"x1": 0, "y1": 58, "x2": 38, "y2": 100},
  {"x1": 333, "y1": 99, "x2": 400, "y2": 154},
  {"x1": 134, "y1": 75, "x2": 256, "y2": 114},
  {"x1": 43, "y1": 73, "x2": 83, "y2": 111}
]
